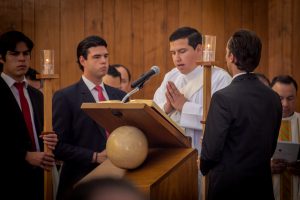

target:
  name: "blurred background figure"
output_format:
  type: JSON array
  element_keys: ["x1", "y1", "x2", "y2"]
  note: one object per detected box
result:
[
  {"x1": 25, "y1": 67, "x2": 43, "y2": 91},
  {"x1": 112, "y1": 64, "x2": 132, "y2": 92},
  {"x1": 103, "y1": 65, "x2": 122, "y2": 89},
  {"x1": 270, "y1": 75, "x2": 300, "y2": 200},
  {"x1": 256, "y1": 73, "x2": 270, "y2": 87},
  {"x1": 69, "y1": 177, "x2": 147, "y2": 200}
]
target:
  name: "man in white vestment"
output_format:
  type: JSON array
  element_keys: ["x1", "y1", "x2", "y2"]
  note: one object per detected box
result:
[
  {"x1": 153, "y1": 26, "x2": 232, "y2": 154},
  {"x1": 271, "y1": 75, "x2": 300, "y2": 200}
]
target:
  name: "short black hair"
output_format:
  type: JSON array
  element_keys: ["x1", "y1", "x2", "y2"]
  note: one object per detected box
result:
[
  {"x1": 77, "y1": 35, "x2": 107, "y2": 71},
  {"x1": 169, "y1": 27, "x2": 202, "y2": 49},
  {"x1": 69, "y1": 177, "x2": 146, "y2": 200},
  {"x1": 25, "y1": 67, "x2": 40, "y2": 80},
  {"x1": 0, "y1": 30, "x2": 34, "y2": 62},
  {"x1": 270, "y1": 75, "x2": 298, "y2": 92},
  {"x1": 107, "y1": 65, "x2": 121, "y2": 80},
  {"x1": 227, "y1": 29, "x2": 262, "y2": 72},
  {"x1": 111, "y1": 64, "x2": 131, "y2": 81}
]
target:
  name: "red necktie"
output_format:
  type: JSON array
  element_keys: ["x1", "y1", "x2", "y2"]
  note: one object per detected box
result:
[
  {"x1": 95, "y1": 85, "x2": 110, "y2": 138},
  {"x1": 14, "y1": 82, "x2": 36, "y2": 151},
  {"x1": 95, "y1": 85, "x2": 106, "y2": 101}
]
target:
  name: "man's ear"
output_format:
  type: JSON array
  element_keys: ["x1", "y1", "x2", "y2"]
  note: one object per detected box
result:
[
  {"x1": 79, "y1": 55, "x2": 86, "y2": 66},
  {"x1": 0, "y1": 55, "x2": 4, "y2": 64},
  {"x1": 229, "y1": 52, "x2": 235, "y2": 63},
  {"x1": 196, "y1": 44, "x2": 202, "y2": 53}
]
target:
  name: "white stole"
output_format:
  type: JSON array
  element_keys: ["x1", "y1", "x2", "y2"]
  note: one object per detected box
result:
[{"x1": 169, "y1": 69, "x2": 203, "y2": 132}]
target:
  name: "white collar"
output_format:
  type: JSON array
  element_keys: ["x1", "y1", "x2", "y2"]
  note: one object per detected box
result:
[
  {"x1": 82, "y1": 75, "x2": 105, "y2": 92},
  {"x1": 1, "y1": 72, "x2": 28, "y2": 88},
  {"x1": 282, "y1": 112, "x2": 298, "y2": 121},
  {"x1": 232, "y1": 72, "x2": 249, "y2": 79}
]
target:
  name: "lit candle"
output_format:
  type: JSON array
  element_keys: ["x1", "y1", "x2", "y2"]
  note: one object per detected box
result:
[
  {"x1": 41, "y1": 50, "x2": 54, "y2": 74},
  {"x1": 202, "y1": 35, "x2": 216, "y2": 62}
]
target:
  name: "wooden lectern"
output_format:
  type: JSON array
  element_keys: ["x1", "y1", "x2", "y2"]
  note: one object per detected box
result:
[{"x1": 80, "y1": 100, "x2": 198, "y2": 200}]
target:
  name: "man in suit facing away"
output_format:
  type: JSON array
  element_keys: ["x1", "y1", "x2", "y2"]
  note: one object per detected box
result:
[
  {"x1": 53, "y1": 35, "x2": 127, "y2": 200},
  {"x1": 200, "y1": 29, "x2": 282, "y2": 200},
  {"x1": 0, "y1": 30, "x2": 58, "y2": 199}
]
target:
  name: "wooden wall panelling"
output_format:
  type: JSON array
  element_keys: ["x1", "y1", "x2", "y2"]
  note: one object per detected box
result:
[
  {"x1": 22, "y1": 0, "x2": 35, "y2": 44},
  {"x1": 114, "y1": 0, "x2": 133, "y2": 70},
  {"x1": 253, "y1": 0, "x2": 269, "y2": 76},
  {"x1": 22, "y1": 0, "x2": 35, "y2": 68},
  {"x1": 166, "y1": 0, "x2": 179, "y2": 71},
  {"x1": 1, "y1": 0, "x2": 299, "y2": 110},
  {"x1": 0, "y1": 0, "x2": 22, "y2": 33},
  {"x1": 143, "y1": 0, "x2": 167, "y2": 99},
  {"x1": 102, "y1": 0, "x2": 115, "y2": 64},
  {"x1": 292, "y1": 0, "x2": 300, "y2": 111},
  {"x1": 224, "y1": 0, "x2": 242, "y2": 48},
  {"x1": 268, "y1": 0, "x2": 293, "y2": 79},
  {"x1": 34, "y1": 0, "x2": 60, "y2": 91},
  {"x1": 131, "y1": 0, "x2": 144, "y2": 99},
  {"x1": 84, "y1": 0, "x2": 103, "y2": 36},
  {"x1": 60, "y1": 0, "x2": 85, "y2": 88},
  {"x1": 268, "y1": 0, "x2": 283, "y2": 78},
  {"x1": 281, "y1": 0, "x2": 292, "y2": 75},
  {"x1": 178, "y1": 0, "x2": 202, "y2": 31},
  {"x1": 242, "y1": 0, "x2": 254, "y2": 30},
  {"x1": 202, "y1": 0, "x2": 225, "y2": 68}
]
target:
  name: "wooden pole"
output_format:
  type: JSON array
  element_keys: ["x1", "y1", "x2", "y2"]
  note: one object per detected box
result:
[
  {"x1": 197, "y1": 61, "x2": 214, "y2": 200},
  {"x1": 37, "y1": 74, "x2": 59, "y2": 200}
]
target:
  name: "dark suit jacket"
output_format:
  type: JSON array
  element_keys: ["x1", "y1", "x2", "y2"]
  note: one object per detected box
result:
[
  {"x1": 0, "y1": 76, "x2": 44, "y2": 199},
  {"x1": 200, "y1": 73, "x2": 282, "y2": 200},
  {"x1": 53, "y1": 78, "x2": 127, "y2": 200}
]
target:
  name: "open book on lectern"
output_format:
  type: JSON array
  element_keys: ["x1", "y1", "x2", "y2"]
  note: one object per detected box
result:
[{"x1": 81, "y1": 99, "x2": 191, "y2": 148}]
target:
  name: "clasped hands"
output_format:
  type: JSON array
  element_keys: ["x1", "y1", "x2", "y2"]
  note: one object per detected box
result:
[
  {"x1": 164, "y1": 81, "x2": 187, "y2": 114},
  {"x1": 271, "y1": 159, "x2": 300, "y2": 176}
]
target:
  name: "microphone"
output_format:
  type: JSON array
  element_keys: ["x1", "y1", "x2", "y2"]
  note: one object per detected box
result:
[{"x1": 131, "y1": 66, "x2": 160, "y2": 88}]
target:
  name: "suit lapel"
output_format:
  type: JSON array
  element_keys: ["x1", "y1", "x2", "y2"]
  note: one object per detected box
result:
[
  {"x1": 104, "y1": 84, "x2": 119, "y2": 100},
  {"x1": 78, "y1": 79, "x2": 107, "y2": 138},
  {"x1": 79, "y1": 78, "x2": 96, "y2": 103},
  {"x1": 0, "y1": 77, "x2": 24, "y2": 116}
]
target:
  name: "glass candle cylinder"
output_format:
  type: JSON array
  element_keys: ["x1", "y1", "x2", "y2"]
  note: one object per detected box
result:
[
  {"x1": 40, "y1": 49, "x2": 54, "y2": 74},
  {"x1": 202, "y1": 35, "x2": 216, "y2": 62}
]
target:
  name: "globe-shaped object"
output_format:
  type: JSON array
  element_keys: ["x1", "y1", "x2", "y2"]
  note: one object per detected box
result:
[{"x1": 106, "y1": 126, "x2": 148, "y2": 169}]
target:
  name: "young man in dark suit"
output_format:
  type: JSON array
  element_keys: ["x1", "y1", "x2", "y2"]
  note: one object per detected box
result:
[
  {"x1": 200, "y1": 29, "x2": 282, "y2": 200},
  {"x1": 53, "y1": 35, "x2": 127, "y2": 200},
  {"x1": 0, "y1": 30, "x2": 58, "y2": 199}
]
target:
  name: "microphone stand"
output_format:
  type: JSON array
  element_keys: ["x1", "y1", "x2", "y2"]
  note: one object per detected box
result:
[{"x1": 121, "y1": 82, "x2": 145, "y2": 103}]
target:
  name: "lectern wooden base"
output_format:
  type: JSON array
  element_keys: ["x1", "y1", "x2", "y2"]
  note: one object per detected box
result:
[
  {"x1": 81, "y1": 101, "x2": 198, "y2": 200},
  {"x1": 125, "y1": 148, "x2": 198, "y2": 200}
]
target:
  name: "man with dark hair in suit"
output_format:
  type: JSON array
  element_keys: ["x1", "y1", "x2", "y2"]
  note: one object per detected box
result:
[
  {"x1": 113, "y1": 64, "x2": 132, "y2": 93},
  {"x1": 0, "y1": 30, "x2": 57, "y2": 199},
  {"x1": 271, "y1": 75, "x2": 300, "y2": 200},
  {"x1": 53, "y1": 35, "x2": 127, "y2": 200},
  {"x1": 200, "y1": 29, "x2": 282, "y2": 200}
]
